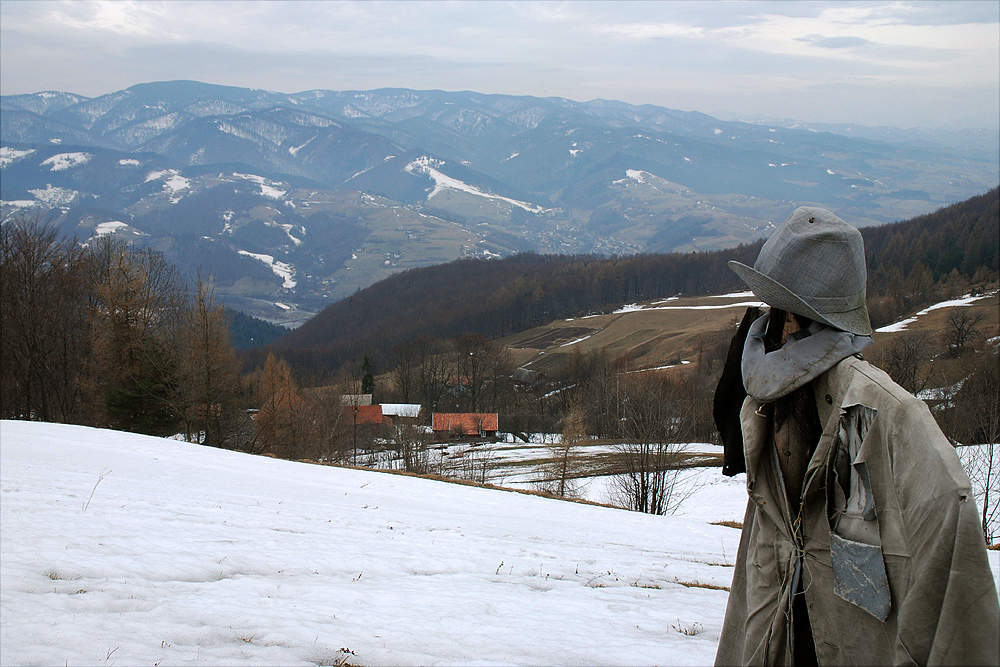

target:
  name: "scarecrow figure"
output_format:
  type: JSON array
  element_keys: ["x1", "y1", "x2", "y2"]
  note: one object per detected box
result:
[{"x1": 713, "y1": 207, "x2": 999, "y2": 666}]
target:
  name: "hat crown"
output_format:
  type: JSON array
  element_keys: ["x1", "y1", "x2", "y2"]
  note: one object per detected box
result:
[
  {"x1": 728, "y1": 206, "x2": 872, "y2": 335},
  {"x1": 754, "y1": 207, "x2": 867, "y2": 301}
]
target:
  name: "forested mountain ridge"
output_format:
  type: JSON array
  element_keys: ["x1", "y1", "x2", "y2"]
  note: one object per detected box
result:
[
  {"x1": 3, "y1": 81, "x2": 997, "y2": 324},
  {"x1": 257, "y1": 188, "x2": 999, "y2": 382}
]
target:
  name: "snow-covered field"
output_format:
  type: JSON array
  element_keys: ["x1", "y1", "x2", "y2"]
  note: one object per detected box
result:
[
  {"x1": 1, "y1": 421, "x2": 745, "y2": 666},
  {"x1": 2, "y1": 421, "x2": 997, "y2": 666}
]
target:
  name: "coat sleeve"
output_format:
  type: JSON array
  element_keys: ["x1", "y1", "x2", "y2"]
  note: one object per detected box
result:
[{"x1": 886, "y1": 398, "x2": 1000, "y2": 666}]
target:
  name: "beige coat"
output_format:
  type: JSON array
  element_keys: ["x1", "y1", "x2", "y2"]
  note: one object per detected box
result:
[{"x1": 716, "y1": 356, "x2": 999, "y2": 666}]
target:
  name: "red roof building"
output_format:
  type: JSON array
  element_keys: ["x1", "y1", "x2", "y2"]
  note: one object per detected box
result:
[
  {"x1": 432, "y1": 413, "x2": 499, "y2": 437},
  {"x1": 344, "y1": 404, "x2": 383, "y2": 425}
]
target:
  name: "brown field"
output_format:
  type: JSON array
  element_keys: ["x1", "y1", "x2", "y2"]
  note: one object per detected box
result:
[{"x1": 500, "y1": 287, "x2": 1000, "y2": 391}]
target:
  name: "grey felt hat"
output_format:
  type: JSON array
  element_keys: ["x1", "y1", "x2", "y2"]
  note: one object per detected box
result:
[{"x1": 729, "y1": 206, "x2": 872, "y2": 335}]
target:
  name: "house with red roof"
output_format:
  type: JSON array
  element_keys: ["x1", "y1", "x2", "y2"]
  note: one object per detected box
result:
[
  {"x1": 344, "y1": 404, "x2": 383, "y2": 425},
  {"x1": 432, "y1": 413, "x2": 499, "y2": 438}
]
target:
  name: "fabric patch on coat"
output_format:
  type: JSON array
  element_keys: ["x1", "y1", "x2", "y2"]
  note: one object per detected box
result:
[
  {"x1": 833, "y1": 404, "x2": 878, "y2": 523},
  {"x1": 831, "y1": 532, "x2": 891, "y2": 621}
]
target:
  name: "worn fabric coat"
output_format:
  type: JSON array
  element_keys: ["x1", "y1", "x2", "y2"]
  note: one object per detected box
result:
[{"x1": 716, "y1": 355, "x2": 999, "y2": 666}]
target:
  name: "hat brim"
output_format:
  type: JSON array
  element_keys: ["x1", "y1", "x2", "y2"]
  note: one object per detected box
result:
[{"x1": 729, "y1": 260, "x2": 872, "y2": 335}]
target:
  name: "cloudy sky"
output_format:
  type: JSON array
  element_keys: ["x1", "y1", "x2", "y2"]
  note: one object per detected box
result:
[{"x1": 2, "y1": 0, "x2": 997, "y2": 130}]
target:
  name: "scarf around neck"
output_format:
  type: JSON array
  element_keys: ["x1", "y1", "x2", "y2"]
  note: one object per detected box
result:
[{"x1": 742, "y1": 312, "x2": 872, "y2": 403}]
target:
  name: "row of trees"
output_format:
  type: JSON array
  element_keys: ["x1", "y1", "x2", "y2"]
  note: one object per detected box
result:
[
  {"x1": 2, "y1": 214, "x2": 242, "y2": 446},
  {"x1": 258, "y1": 188, "x2": 998, "y2": 383},
  {"x1": 4, "y1": 208, "x2": 995, "y2": 530}
]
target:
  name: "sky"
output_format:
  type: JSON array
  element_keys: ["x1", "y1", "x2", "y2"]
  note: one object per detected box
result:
[{"x1": 1, "y1": 1, "x2": 998, "y2": 131}]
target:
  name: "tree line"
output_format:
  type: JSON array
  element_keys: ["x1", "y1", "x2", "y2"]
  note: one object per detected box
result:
[
  {"x1": 3, "y1": 200, "x2": 996, "y2": 530},
  {"x1": 259, "y1": 188, "x2": 998, "y2": 383},
  {"x1": 1, "y1": 214, "x2": 245, "y2": 446}
]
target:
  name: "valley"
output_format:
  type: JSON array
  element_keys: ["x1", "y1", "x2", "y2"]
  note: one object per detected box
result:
[{"x1": 3, "y1": 82, "x2": 997, "y2": 325}]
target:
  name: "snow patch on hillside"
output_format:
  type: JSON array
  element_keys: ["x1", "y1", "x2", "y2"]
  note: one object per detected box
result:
[
  {"x1": 118, "y1": 159, "x2": 141, "y2": 166},
  {"x1": 163, "y1": 174, "x2": 190, "y2": 196},
  {"x1": 560, "y1": 333, "x2": 594, "y2": 347},
  {"x1": 288, "y1": 138, "x2": 313, "y2": 156},
  {"x1": 614, "y1": 293, "x2": 763, "y2": 315},
  {"x1": 27, "y1": 185, "x2": 77, "y2": 206},
  {"x1": 276, "y1": 223, "x2": 302, "y2": 246},
  {"x1": 233, "y1": 173, "x2": 287, "y2": 199},
  {"x1": 93, "y1": 221, "x2": 129, "y2": 236},
  {"x1": 405, "y1": 156, "x2": 543, "y2": 213},
  {"x1": 238, "y1": 250, "x2": 296, "y2": 288},
  {"x1": 876, "y1": 292, "x2": 996, "y2": 333},
  {"x1": 144, "y1": 169, "x2": 190, "y2": 202},
  {"x1": 0, "y1": 147, "x2": 35, "y2": 168},
  {"x1": 41, "y1": 152, "x2": 91, "y2": 171}
]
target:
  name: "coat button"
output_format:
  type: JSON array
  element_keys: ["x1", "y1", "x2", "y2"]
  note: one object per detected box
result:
[{"x1": 825, "y1": 394, "x2": 833, "y2": 404}]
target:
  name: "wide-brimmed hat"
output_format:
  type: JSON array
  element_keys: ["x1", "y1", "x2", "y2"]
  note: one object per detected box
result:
[{"x1": 728, "y1": 207, "x2": 872, "y2": 335}]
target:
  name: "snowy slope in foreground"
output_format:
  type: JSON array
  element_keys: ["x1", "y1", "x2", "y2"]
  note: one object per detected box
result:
[{"x1": 2, "y1": 421, "x2": 745, "y2": 666}]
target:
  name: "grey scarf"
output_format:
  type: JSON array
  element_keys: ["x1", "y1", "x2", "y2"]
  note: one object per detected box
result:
[{"x1": 742, "y1": 312, "x2": 872, "y2": 403}]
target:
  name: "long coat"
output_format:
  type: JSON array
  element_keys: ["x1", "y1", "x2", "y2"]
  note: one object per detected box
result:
[{"x1": 716, "y1": 356, "x2": 999, "y2": 666}]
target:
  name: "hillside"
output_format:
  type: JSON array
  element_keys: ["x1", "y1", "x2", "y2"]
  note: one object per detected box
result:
[
  {"x1": 502, "y1": 289, "x2": 998, "y2": 387},
  {"x1": 262, "y1": 188, "x2": 999, "y2": 380},
  {"x1": 3, "y1": 81, "x2": 997, "y2": 322},
  {"x1": 0, "y1": 420, "x2": 746, "y2": 665}
]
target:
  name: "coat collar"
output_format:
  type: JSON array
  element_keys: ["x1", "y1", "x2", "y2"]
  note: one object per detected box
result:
[{"x1": 741, "y1": 312, "x2": 872, "y2": 403}]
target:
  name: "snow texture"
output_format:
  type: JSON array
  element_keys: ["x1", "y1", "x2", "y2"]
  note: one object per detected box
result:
[
  {"x1": 1, "y1": 421, "x2": 755, "y2": 666},
  {"x1": 613, "y1": 293, "x2": 762, "y2": 315},
  {"x1": 233, "y1": 173, "x2": 287, "y2": 199},
  {"x1": 93, "y1": 221, "x2": 129, "y2": 236},
  {"x1": 238, "y1": 250, "x2": 296, "y2": 289},
  {"x1": 405, "y1": 156, "x2": 543, "y2": 213},
  {"x1": 41, "y1": 152, "x2": 91, "y2": 171},
  {"x1": 0, "y1": 147, "x2": 36, "y2": 168},
  {"x1": 2, "y1": 422, "x2": 996, "y2": 666},
  {"x1": 380, "y1": 404, "x2": 422, "y2": 418},
  {"x1": 27, "y1": 185, "x2": 77, "y2": 206}
]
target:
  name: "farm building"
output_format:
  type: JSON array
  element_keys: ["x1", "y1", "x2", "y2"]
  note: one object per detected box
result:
[
  {"x1": 432, "y1": 413, "x2": 499, "y2": 438},
  {"x1": 380, "y1": 404, "x2": 423, "y2": 425},
  {"x1": 344, "y1": 404, "x2": 383, "y2": 425}
]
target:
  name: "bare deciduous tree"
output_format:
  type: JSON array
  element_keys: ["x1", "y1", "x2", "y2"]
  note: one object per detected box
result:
[
  {"x1": 944, "y1": 309, "x2": 986, "y2": 358},
  {"x1": 543, "y1": 405, "x2": 586, "y2": 497},
  {"x1": 176, "y1": 273, "x2": 244, "y2": 448},
  {"x1": 303, "y1": 385, "x2": 348, "y2": 464},
  {"x1": 1, "y1": 214, "x2": 91, "y2": 422},
  {"x1": 393, "y1": 423, "x2": 432, "y2": 474},
  {"x1": 950, "y1": 348, "x2": 1000, "y2": 543},
  {"x1": 415, "y1": 335, "x2": 453, "y2": 412},
  {"x1": 389, "y1": 338, "x2": 418, "y2": 403},
  {"x1": 248, "y1": 353, "x2": 303, "y2": 457},
  {"x1": 608, "y1": 372, "x2": 700, "y2": 515},
  {"x1": 872, "y1": 332, "x2": 933, "y2": 395}
]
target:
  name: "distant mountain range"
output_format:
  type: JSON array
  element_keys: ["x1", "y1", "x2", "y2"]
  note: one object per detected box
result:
[{"x1": 3, "y1": 80, "x2": 997, "y2": 323}]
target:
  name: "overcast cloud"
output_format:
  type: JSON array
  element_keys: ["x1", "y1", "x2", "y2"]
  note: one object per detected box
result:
[{"x1": 1, "y1": 0, "x2": 997, "y2": 130}]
